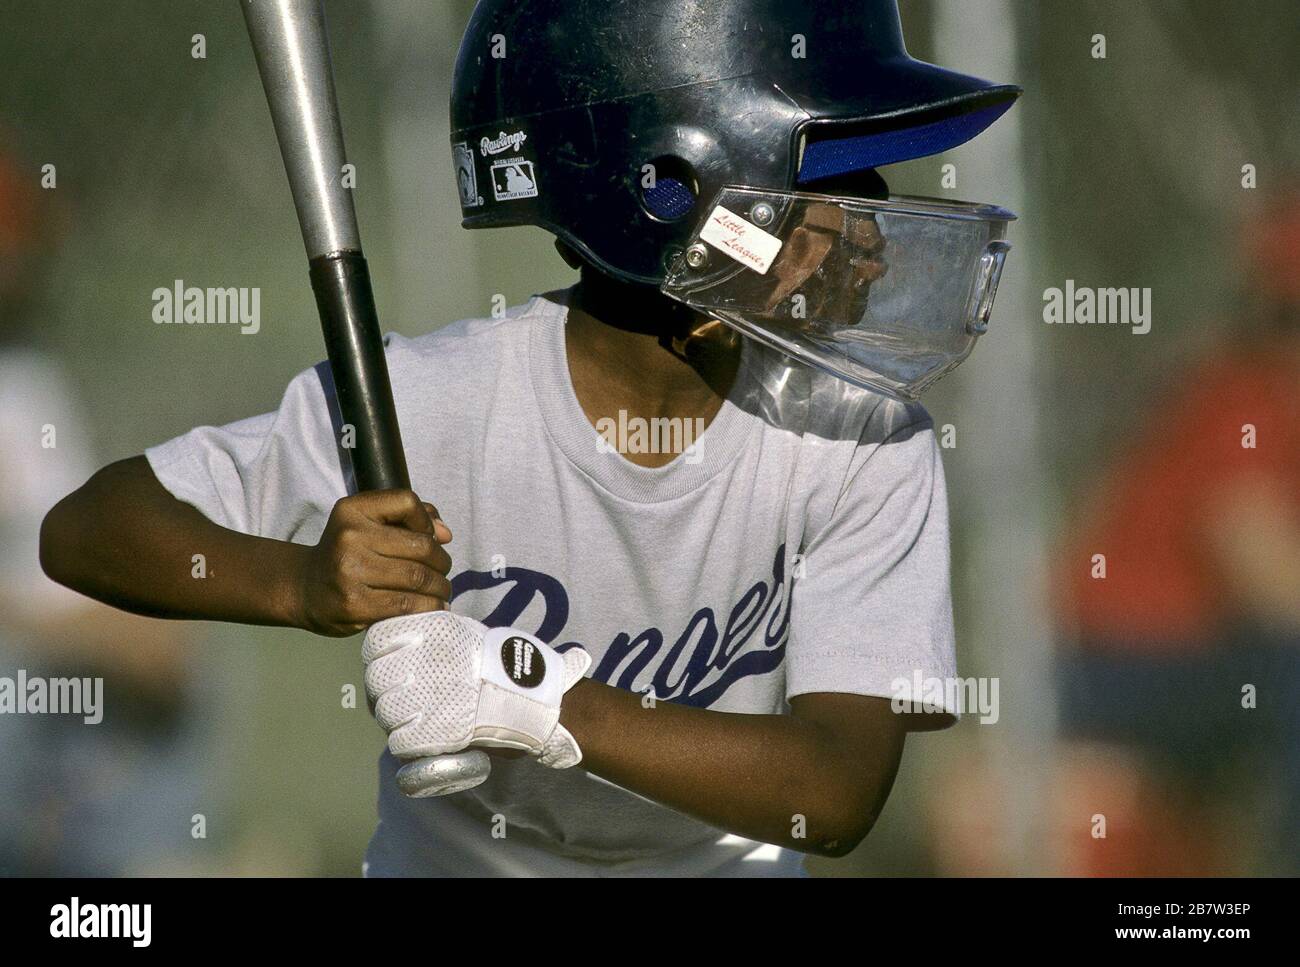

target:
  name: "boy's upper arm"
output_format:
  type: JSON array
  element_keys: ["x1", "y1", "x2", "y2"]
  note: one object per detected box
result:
[
  {"x1": 786, "y1": 405, "x2": 959, "y2": 726},
  {"x1": 144, "y1": 365, "x2": 346, "y2": 543}
]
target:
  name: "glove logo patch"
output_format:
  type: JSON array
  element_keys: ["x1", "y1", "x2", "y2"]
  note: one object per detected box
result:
[{"x1": 502, "y1": 636, "x2": 545, "y2": 688}]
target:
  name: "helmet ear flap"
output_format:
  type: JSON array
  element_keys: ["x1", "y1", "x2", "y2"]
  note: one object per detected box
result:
[
  {"x1": 553, "y1": 238, "x2": 586, "y2": 271},
  {"x1": 553, "y1": 239, "x2": 618, "y2": 285}
]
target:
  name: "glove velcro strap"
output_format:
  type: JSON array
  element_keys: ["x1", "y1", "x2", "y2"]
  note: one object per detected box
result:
[
  {"x1": 474, "y1": 627, "x2": 591, "y2": 765},
  {"x1": 472, "y1": 681, "x2": 560, "y2": 753},
  {"x1": 537, "y1": 649, "x2": 591, "y2": 767}
]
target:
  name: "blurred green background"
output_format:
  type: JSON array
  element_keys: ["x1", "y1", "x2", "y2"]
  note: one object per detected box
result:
[{"x1": 2, "y1": 0, "x2": 1296, "y2": 876}]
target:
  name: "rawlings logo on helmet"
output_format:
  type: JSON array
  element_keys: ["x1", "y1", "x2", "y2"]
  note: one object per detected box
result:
[{"x1": 480, "y1": 130, "x2": 528, "y2": 156}]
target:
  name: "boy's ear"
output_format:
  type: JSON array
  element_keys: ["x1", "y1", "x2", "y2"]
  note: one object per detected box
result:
[{"x1": 554, "y1": 238, "x2": 586, "y2": 271}]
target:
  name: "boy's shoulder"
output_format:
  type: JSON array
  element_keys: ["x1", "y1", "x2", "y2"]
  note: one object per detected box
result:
[
  {"x1": 375, "y1": 295, "x2": 563, "y2": 407},
  {"x1": 385, "y1": 295, "x2": 557, "y2": 364}
]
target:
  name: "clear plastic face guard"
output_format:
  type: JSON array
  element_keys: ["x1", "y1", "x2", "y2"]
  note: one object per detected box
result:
[{"x1": 662, "y1": 187, "x2": 1015, "y2": 401}]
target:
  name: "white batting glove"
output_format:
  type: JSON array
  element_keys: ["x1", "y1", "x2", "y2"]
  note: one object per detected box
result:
[{"x1": 362, "y1": 611, "x2": 591, "y2": 796}]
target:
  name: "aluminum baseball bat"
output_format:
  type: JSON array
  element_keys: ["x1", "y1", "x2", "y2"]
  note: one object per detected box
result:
[{"x1": 241, "y1": 0, "x2": 491, "y2": 796}]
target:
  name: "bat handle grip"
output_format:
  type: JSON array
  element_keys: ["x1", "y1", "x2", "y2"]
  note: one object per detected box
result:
[{"x1": 308, "y1": 252, "x2": 411, "y2": 492}]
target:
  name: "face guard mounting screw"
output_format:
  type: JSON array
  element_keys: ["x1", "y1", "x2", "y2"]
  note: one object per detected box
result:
[
  {"x1": 750, "y1": 202, "x2": 775, "y2": 226},
  {"x1": 685, "y1": 243, "x2": 709, "y2": 269}
]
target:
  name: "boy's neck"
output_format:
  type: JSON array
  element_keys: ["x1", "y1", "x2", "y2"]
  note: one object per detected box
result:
[
  {"x1": 557, "y1": 271, "x2": 742, "y2": 467},
  {"x1": 568, "y1": 271, "x2": 738, "y2": 398}
]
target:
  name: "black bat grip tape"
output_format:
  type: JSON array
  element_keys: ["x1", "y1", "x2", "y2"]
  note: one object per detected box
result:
[{"x1": 308, "y1": 251, "x2": 412, "y2": 494}]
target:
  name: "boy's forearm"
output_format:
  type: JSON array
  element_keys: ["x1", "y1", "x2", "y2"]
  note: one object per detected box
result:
[
  {"x1": 559, "y1": 678, "x2": 904, "y2": 857},
  {"x1": 40, "y1": 455, "x2": 307, "y2": 629}
]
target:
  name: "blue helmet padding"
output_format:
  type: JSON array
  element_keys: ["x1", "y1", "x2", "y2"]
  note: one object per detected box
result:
[
  {"x1": 643, "y1": 176, "x2": 697, "y2": 220},
  {"x1": 797, "y1": 101, "x2": 1014, "y2": 184}
]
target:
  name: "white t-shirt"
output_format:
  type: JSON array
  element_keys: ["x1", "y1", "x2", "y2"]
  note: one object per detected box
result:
[{"x1": 146, "y1": 293, "x2": 958, "y2": 877}]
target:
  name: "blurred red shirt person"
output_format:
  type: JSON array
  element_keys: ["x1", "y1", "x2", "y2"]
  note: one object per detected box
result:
[{"x1": 1058, "y1": 197, "x2": 1300, "y2": 651}]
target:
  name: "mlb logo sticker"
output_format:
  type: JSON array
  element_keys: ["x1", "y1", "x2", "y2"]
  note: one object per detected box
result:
[
  {"x1": 490, "y1": 160, "x2": 539, "y2": 201},
  {"x1": 452, "y1": 142, "x2": 482, "y2": 208}
]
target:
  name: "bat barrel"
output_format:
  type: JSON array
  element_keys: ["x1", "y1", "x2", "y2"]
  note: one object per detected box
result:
[{"x1": 241, "y1": 0, "x2": 361, "y2": 258}]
